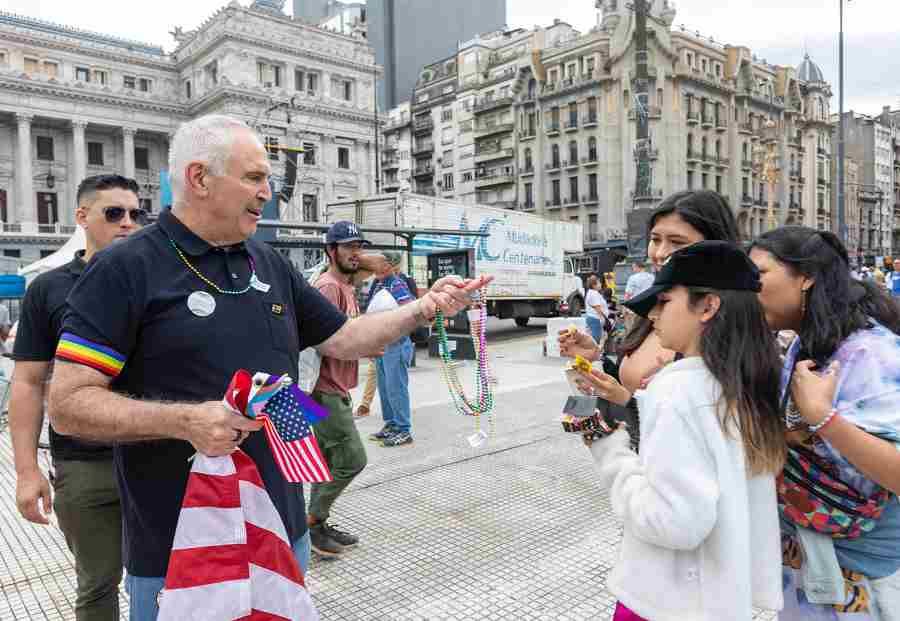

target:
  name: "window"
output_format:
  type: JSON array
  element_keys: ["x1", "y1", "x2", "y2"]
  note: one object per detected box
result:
[
  {"x1": 76, "y1": 66, "x2": 90, "y2": 82},
  {"x1": 552, "y1": 179, "x2": 561, "y2": 204},
  {"x1": 205, "y1": 61, "x2": 218, "y2": 86},
  {"x1": 443, "y1": 173, "x2": 454, "y2": 191},
  {"x1": 338, "y1": 147, "x2": 350, "y2": 169},
  {"x1": 40, "y1": 249, "x2": 55, "y2": 259},
  {"x1": 36, "y1": 192, "x2": 58, "y2": 225},
  {"x1": 185, "y1": 80, "x2": 192, "y2": 99},
  {"x1": 139, "y1": 78, "x2": 151, "y2": 92},
  {"x1": 43, "y1": 61, "x2": 58, "y2": 78},
  {"x1": 24, "y1": 57, "x2": 39, "y2": 74},
  {"x1": 569, "y1": 177, "x2": 579, "y2": 202},
  {"x1": 715, "y1": 175, "x2": 722, "y2": 193},
  {"x1": 265, "y1": 137, "x2": 280, "y2": 161},
  {"x1": 0, "y1": 51, "x2": 7, "y2": 67},
  {"x1": 568, "y1": 102, "x2": 578, "y2": 125},
  {"x1": 588, "y1": 136, "x2": 597, "y2": 160},
  {"x1": 303, "y1": 143, "x2": 316, "y2": 165},
  {"x1": 524, "y1": 148, "x2": 532, "y2": 171},
  {"x1": 687, "y1": 171, "x2": 694, "y2": 190},
  {"x1": 551, "y1": 144, "x2": 560, "y2": 168},
  {"x1": 441, "y1": 107, "x2": 453, "y2": 122},
  {"x1": 343, "y1": 80, "x2": 352, "y2": 101},
  {"x1": 257, "y1": 62, "x2": 282, "y2": 87},
  {"x1": 701, "y1": 173, "x2": 708, "y2": 189},
  {"x1": 273, "y1": 66, "x2": 282, "y2": 87},
  {"x1": 36, "y1": 136, "x2": 54, "y2": 161},
  {"x1": 139, "y1": 198, "x2": 153, "y2": 213},
  {"x1": 589, "y1": 173, "x2": 598, "y2": 198},
  {"x1": 524, "y1": 183, "x2": 533, "y2": 206},
  {"x1": 134, "y1": 147, "x2": 149, "y2": 170},
  {"x1": 92, "y1": 69, "x2": 108, "y2": 85},
  {"x1": 0, "y1": 189, "x2": 6, "y2": 222},
  {"x1": 295, "y1": 69, "x2": 305, "y2": 92},
  {"x1": 124, "y1": 75, "x2": 136, "y2": 89},
  {"x1": 307, "y1": 73, "x2": 318, "y2": 95},
  {"x1": 548, "y1": 69, "x2": 558, "y2": 83},
  {"x1": 88, "y1": 142, "x2": 104, "y2": 166},
  {"x1": 462, "y1": 172, "x2": 473, "y2": 182},
  {"x1": 302, "y1": 194, "x2": 318, "y2": 221},
  {"x1": 442, "y1": 149, "x2": 453, "y2": 165},
  {"x1": 742, "y1": 177, "x2": 749, "y2": 196},
  {"x1": 3, "y1": 249, "x2": 21, "y2": 258},
  {"x1": 569, "y1": 140, "x2": 578, "y2": 163}
]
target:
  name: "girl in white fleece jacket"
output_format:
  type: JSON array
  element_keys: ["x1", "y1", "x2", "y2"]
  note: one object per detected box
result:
[{"x1": 577, "y1": 241, "x2": 787, "y2": 621}]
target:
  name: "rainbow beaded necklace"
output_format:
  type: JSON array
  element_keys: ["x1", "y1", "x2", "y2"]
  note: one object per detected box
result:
[{"x1": 434, "y1": 289, "x2": 495, "y2": 438}]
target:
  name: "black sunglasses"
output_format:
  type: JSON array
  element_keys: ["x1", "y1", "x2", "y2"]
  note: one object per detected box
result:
[{"x1": 103, "y1": 207, "x2": 148, "y2": 225}]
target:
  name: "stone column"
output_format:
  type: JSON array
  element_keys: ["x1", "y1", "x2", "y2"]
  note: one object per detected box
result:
[
  {"x1": 123, "y1": 127, "x2": 136, "y2": 178},
  {"x1": 71, "y1": 120, "x2": 87, "y2": 211},
  {"x1": 16, "y1": 113, "x2": 34, "y2": 224}
]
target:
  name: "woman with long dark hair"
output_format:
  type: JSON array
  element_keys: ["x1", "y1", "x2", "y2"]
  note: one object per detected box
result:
[
  {"x1": 581, "y1": 242, "x2": 785, "y2": 620},
  {"x1": 560, "y1": 191, "x2": 740, "y2": 435},
  {"x1": 750, "y1": 226, "x2": 900, "y2": 620}
]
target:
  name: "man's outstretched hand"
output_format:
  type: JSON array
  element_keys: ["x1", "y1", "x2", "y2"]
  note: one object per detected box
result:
[{"x1": 417, "y1": 275, "x2": 494, "y2": 321}]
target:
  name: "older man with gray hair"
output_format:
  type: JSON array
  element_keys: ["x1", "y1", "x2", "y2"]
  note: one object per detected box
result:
[{"x1": 48, "y1": 114, "x2": 489, "y2": 620}]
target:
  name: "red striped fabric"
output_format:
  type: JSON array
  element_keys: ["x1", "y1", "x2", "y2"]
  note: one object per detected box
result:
[{"x1": 158, "y1": 450, "x2": 319, "y2": 621}]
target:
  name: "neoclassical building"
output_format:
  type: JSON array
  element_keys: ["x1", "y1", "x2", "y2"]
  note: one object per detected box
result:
[
  {"x1": 395, "y1": 0, "x2": 835, "y2": 250},
  {"x1": 0, "y1": 0, "x2": 379, "y2": 263}
]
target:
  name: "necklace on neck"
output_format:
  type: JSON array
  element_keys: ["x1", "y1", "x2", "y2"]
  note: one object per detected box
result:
[
  {"x1": 434, "y1": 288, "x2": 495, "y2": 442},
  {"x1": 169, "y1": 238, "x2": 256, "y2": 295}
]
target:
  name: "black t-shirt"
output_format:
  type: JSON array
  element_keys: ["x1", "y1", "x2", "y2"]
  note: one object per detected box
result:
[
  {"x1": 12, "y1": 252, "x2": 113, "y2": 461},
  {"x1": 59, "y1": 210, "x2": 347, "y2": 577}
]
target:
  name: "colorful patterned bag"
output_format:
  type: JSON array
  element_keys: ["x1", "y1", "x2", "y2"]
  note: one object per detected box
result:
[{"x1": 778, "y1": 444, "x2": 892, "y2": 539}]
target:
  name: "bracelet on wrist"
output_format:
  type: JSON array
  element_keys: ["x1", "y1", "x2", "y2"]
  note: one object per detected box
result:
[{"x1": 808, "y1": 408, "x2": 839, "y2": 434}]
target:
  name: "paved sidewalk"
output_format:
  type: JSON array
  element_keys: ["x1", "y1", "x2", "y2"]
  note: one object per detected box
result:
[{"x1": 0, "y1": 334, "x2": 778, "y2": 620}]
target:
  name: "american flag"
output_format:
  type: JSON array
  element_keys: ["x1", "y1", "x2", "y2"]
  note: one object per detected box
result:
[
  {"x1": 260, "y1": 384, "x2": 333, "y2": 484},
  {"x1": 158, "y1": 450, "x2": 319, "y2": 621}
]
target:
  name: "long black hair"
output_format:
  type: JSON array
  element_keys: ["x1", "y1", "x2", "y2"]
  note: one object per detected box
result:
[
  {"x1": 751, "y1": 226, "x2": 900, "y2": 362},
  {"x1": 620, "y1": 191, "x2": 741, "y2": 357},
  {"x1": 687, "y1": 287, "x2": 786, "y2": 474}
]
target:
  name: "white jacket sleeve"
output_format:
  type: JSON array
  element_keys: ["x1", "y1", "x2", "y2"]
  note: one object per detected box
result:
[{"x1": 589, "y1": 405, "x2": 720, "y2": 551}]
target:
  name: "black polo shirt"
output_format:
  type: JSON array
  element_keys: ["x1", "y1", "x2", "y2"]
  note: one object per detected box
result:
[
  {"x1": 12, "y1": 251, "x2": 113, "y2": 462},
  {"x1": 59, "y1": 209, "x2": 347, "y2": 577}
]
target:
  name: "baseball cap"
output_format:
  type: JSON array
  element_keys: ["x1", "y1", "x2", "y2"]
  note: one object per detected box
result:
[
  {"x1": 624, "y1": 241, "x2": 762, "y2": 318},
  {"x1": 325, "y1": 220, "x2": 370, "y2": 245}
]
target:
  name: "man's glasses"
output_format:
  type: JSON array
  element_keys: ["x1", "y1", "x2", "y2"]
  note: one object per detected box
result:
[{"x1": 103, "y1": 207, "x2": 149, "y2": 225}]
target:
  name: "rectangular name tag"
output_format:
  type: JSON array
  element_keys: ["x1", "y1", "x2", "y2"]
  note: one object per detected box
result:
[{"x1": 250, "y1": 275, "x2": 271, "y2": 293}]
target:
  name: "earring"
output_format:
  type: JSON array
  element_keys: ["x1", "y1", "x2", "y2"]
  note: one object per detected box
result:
[{"x1": 800, "y1": 288, "x2": 808, "y2": 318}]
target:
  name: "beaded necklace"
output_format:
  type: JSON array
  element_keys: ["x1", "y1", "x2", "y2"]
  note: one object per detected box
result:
[
  {"x1": 434, "y1": 289, "x2": 495, "y2": 439},
  {"x1": 170, "y1": 238, "x2": 257, "y2": 295}
]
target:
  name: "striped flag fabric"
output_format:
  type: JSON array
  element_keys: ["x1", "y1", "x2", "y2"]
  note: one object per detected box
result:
[{"x1": 158, "y1": 450, "x2": 319, "y2": 621}]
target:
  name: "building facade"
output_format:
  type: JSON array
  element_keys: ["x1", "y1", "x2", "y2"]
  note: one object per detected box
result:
[
  {"x1": 388, "y1": 1, "x2": 835, "y2": 250},
  {"x1": 0, "y1": 0, "x2": 379, "y2": 263},
  {"x1": 837, "y1": 110, "x2": 897, "y2": 261}
]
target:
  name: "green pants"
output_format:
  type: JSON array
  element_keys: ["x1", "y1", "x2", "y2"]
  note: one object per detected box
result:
[
  {"x1": 52, "y1": 458, "x2": 122, "y2": 621},
  {"x1": 308, "y1": 391, "x2": 367, "y2": 522}
]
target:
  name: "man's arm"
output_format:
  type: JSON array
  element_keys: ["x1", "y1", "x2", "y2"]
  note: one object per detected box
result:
[
  {"x1": 9, "y1": 361, "x2": 53, "y2": 523},
  {"x1": 49, "y1": 362, "x2": 262, "y2": 455},
  {"x1": 318, "y1": 274, "x2": 492, "y2": 360}
]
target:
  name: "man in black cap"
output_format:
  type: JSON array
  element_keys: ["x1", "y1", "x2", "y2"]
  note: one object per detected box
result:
[{"x1": 306, "y1": 220, "x2": 373, "y2": 557}]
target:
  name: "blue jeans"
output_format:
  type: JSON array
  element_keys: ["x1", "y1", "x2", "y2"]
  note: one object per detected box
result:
[
  {"x1": 376, "y1": 336, "x2": 413, "y2": 433},
  {"x1": 125, "y1": 532, "x2": 311, "y2": 621},
  {"x1": 584, "y1": 315, "x2": 604, "y2": 344}
]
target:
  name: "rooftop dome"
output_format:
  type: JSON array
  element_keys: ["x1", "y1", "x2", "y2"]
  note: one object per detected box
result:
[{"x1": 797, "y1": 53, "x2": 825, "y2": 83}]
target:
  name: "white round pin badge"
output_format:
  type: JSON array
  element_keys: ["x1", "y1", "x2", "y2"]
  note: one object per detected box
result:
[{"x1": 187, "y1": 291, "x2": 216, "y2": 317}]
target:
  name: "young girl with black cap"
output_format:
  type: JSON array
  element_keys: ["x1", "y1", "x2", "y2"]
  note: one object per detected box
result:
[{"x1": 577, "y1": 241, "x2": 787, "y2": 621}]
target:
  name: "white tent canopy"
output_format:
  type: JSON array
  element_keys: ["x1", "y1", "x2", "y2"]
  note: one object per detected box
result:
[{"x1": 18, "y1": 227, "x2": 85, "y2": 281}]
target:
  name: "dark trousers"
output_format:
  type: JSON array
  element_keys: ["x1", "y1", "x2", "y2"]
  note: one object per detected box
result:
[
  {"x1": 308, "y1": 391, "x2": 368, "y2": 522},
  {"x1": 52, "y1": 458, "x2": 123, "y2": 621}
]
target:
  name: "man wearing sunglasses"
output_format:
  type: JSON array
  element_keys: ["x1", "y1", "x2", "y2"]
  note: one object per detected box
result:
[{"x1": 9, "y1": 174, "x2": 143, "y2": 620}]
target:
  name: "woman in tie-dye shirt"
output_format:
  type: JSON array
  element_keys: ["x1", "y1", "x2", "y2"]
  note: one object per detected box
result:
[{"x1": 751, "y1": 226, "x2": 900, "y2": 621}]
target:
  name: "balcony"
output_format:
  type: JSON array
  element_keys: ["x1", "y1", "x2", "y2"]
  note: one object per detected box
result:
[
  {"x1": 798, "y1": 175, "x2": 806, "y2": 184},
  {"x1": 741, "y1": 158, "x2": 754, "y2": 170},
  {"x1": 741, "y1": 194, "x2": 753, "y2": 206},
  {"x1": 632, "y1": 188, "x2": 665, "y2": 201},
  {"x1": 545, "y1": 161, "x2": 562, "y2": 173},
  {"x1": 582, "y1": 194, "x2": 599, "y2": 205},
  {"x1": 738, "y1": 122, "x2": 753, "y2": 135},
  {"x1": 582, "y1": 154, "x2": 599, "y2": 166},
  {"x1": 413, "y1": 117, "x2": 434, "y2": 134},
  {"x1": 413, "y1": 164, "x2": 434, "y2": 177},
  {"x1": 412, "y1": 142, "x2": 434, "y2": 156},
  {"x1": 565, "y1": 159, "x2": 579, "y2": 170},
  {"x1": 714, "y1": 156, "x2": 730, "y2": 169},
  {"x1": 817, "y1": 147, "x2": 828, "y2": 157},
  {"x1": 583, "y1": 114, "x2": 598, "y2": 127},
  {"x1": 715, "y1": 118, "x2": 728, "y2": 132},
  {"x1": 629, "y1": 107, "x2": 662, "y2": 121},
  {"x1": 686, "y1": 111, "x2": 700, "y2": 125},
  {"x1": 519, "y1": 128, "x2": 537, "y2": 141},
  {"x1": 818, "y1": 175, "x2": 828, "y2": 186},
  {"x1": 521, "y1": 165, "x2": 535, "y2": 176},
  {"x1": 475, "y1": 171, "x2": 515, "y2": 188},
  {"x1": 701, "y1": 115, "x2": 714, "y2": 129},
  {"x1": 545, "y1": 122, "x2": 561, "y2": 136},
  {"x1": 474, "y1": 146, "x2": 515, "y2": 163},
  {"x1": 475, "y1": 123, "x2": 514, "y2": 139},
  {"x1": 546, "y1": 199, "x2": 562, "y2": 209},
  {"x1": 520, "y1": 201, "x2": 536, "y2": 211},
  {"x1": 382, "y1": 180, "x2": 401, "y2": 191},
  {"x1": 564, "y1": 196, "x2": 580, "y2": 206},
  {"x1": 0, "y1": 222, "x2": 78, "y2": 238},
  {"x1": 701, "y1": 153, "x2": 714, "y2": 168},
  {"x1": 382, "y1": 158, "x2": 400, "y2": 170},
  {"x1": 686, "y1": 149, "x2": 701, "y2": 164},
  {"x1": 473, "y1": 96, "x2": 514, "y2": 114},
  {"x1": 564, "y1": 119, "x2": 579, "y2": 132}
]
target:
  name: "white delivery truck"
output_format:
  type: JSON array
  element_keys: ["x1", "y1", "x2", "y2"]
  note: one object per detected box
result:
[{"x1": 326, "y1": 193, "x2": 585, "y2": 326}]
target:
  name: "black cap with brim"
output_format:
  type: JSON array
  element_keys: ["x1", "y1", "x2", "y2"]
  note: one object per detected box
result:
[
  {"x1": 623, "y1": 241, "x2": 762, "y2": 318},
  {"x1": 325, "y1": 220, "x2": 371, "y2": 245}
]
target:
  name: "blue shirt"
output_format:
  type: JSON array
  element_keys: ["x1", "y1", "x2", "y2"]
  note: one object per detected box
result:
[{"x1": 780, "y1": 323, "x2": 900, "y2": 578}]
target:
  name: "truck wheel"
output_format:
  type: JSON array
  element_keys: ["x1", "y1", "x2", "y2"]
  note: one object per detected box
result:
[
  {"x1": 514, "y1": 316, "x2": 530, "y2": 328},
  {"x1": 567, "y1": 295, "x2": 584, "y2": 317}
]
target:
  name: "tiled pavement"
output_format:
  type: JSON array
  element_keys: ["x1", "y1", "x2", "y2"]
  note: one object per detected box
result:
[{"x1": 0, "y1": 333, "x2": 778, "y2": 620}]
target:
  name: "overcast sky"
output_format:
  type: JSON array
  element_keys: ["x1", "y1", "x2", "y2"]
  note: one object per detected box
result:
[{"x1": 2, "y1": 0, "x2": 896, "y2": 114}]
